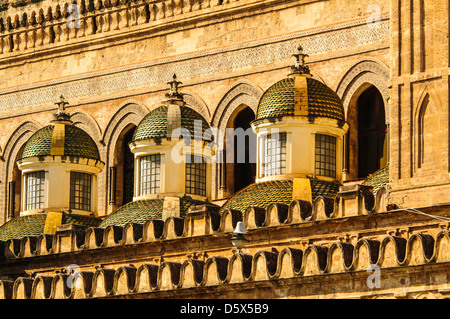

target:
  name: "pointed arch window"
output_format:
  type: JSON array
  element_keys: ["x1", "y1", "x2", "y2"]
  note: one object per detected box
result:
[{"x1": 357, "y1": 86, "x2": 387, "y2": 178}]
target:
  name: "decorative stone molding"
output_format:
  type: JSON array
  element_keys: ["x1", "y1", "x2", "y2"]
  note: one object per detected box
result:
[
  {"x1": 335, "y1": 59, "x2": 390, "y2": 123},
  {"x1": 211, "y1": 80, "x2": 263, "y2": 132},
  {"x1": 0, "y1": 120, "x2": 42, "y2": 224},
  {"x1": 0, "y1": 186, "x2": 389, "y2": 258},
  {"x1": 0, "y1": 14, "x2": 390, "y2": 116},
  {"x1": 2, "y1": 229, "x2": 450, "y2": 298}
]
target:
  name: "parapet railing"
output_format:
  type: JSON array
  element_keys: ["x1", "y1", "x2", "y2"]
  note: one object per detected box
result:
[{"x1": 0, "y1": 0, "x2": 236, "y2": 54}]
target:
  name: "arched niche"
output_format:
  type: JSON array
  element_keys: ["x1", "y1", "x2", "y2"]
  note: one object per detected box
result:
[
  {"x1": 102, "y1": 101, "x2": 149, "y2": 214},
  {"x1": 413, "y1": 85, "x2": 444, "y2": 175},
  {"x1": 0, "y1": 121, "x2": 41, "y2": 223},
  {"x1": 336, "y1": 60, "x2": 390, "y2": 181},
  {"x1": 211, "y1": 81, "x2": 263, "y2": 200},
  {"x1": 221, "y1": 105, "x2": 256, "y2": 197}
]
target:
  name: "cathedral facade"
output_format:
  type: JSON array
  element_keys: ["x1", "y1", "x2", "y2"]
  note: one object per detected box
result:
[{"x1": 0, "y1": 0, "x2": 450, "y2": 299}]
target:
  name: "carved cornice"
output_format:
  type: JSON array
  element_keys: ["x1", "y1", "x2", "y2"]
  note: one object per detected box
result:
[{"x1": 0, "y1": 13, "x2": 390, "y2": 117}]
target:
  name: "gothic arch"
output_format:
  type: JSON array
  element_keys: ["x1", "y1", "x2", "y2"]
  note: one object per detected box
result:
[
  {"x1": 211, "y1": 80, "x2": 263, "y2": 132},
  {"x1": 101, "y1": 101, "x2": 149, "y2": 213},
  {"x1": 0, "y1": 120, "x2": 42, "y2": 223},
  {"x1": 70, "y1": 110, "x2": 103, "y2": 148},
  {"x1": 101, "y1": 101, "x2": 150, "y2": 146},
  {"x1": 211, "y1": 81, "x2": 262, "y2": 200},
  {"x1": 414, "y1": 84, "x2": 442, "y2": 120},
  {"x1": 413, "y1": 85, "x2": 443, "y2": 171},
  {"x1": 181, "y1": 91, "x2": 211, "y2": 122},
  {"x1": 336, "y1": 59, "x2": 390, "y2": 124}
]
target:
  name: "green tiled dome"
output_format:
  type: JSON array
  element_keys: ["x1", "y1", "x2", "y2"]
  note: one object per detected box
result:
[
  {"x1": 99, "y1": 197, "x2": 216, "y2": 228},
  {"x1": 0, "y1": 213, "x2": 102, "y2": 241},
  {"x1": 20, "y1": 124, "x2": 100, "y2": 160},
  {"x1": 133, "y1": 106, "x2": 211, "y2": 142},
  {"x1": 362, "y1": 165, "x2": 389, "y2": 195},
  {"x1": 221, "y1": 179, "x2": 340, "y2": 213},
  {"x1": 256, "y1": 77, "x2": 345, "y2": 122}
]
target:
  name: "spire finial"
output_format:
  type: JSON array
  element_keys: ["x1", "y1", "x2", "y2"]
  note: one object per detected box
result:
[
  {"x1": 56, "y1": 95, "x2": 69, "y2": 114},
  {"x1": 51, "y1": 95, "x2": 72, "y2": 124},
  {"x1": 167, "y1": 74, "x2": 182, "y2": 96},
  {"x1": 288, "y1": 45, "x2": 311, "y2": 77},
  {"x1": 164, "y1": 73, "x2": 184, "y2": 104}
]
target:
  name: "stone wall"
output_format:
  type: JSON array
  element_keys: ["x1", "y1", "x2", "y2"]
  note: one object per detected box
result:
[
  {"x1": 389, "y1": 0, "x2": 450, "y2": 208},
  {"x1": 0, "y1": 0, "x2": 391, "y2": 224}
]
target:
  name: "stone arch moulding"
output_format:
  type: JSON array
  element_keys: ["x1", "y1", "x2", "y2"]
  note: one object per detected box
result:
[
  {"x1": 100, "y1": 101, "x2": 149, "y2": 210},
  {"x1": 335, "y1": 59, "x2": 390, "y2": 124},
  {"x1": 211, "y1": 80, "x2": 264, "y2": 133},
  {"x1": 412, "y1": 84, "x2": 443, "y2": 171},
  {"x1": 70, "y1": 110, "x2": 103, "y2": 151},
  {"x1": 413, "y1": 84, "x2": 442, "y2": 122},
  {"x1": 210, "y1": 80, "x2": 263, "y2": 200},
  {"x1": 181, "y1": 91, "x2": 211, "y2": 122},
  {"x1": 101, "y1": 101, "x2": 150, "y2": 149},
  {"x1": 0, "y1": 120, "x2": 42, "y2": 223}
]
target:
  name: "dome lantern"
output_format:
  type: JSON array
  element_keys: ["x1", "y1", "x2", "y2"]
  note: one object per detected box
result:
[
  {"x1": 100, "y1": 76, "x2": 218, "y2": 227},
  {"x1": 17, "y1": 96, "x2": 104, "y2": 217},
  {"x1": 129, "y1": 75, "x2": 214, "y2": 204},
  {"x1": 222, "y1": 46, "x2": 349, "y2": 213}
]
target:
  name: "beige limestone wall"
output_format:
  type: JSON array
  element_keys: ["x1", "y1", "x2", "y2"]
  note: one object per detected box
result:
[
  {"x1": 389, "y1": 0, "x2": 450, "y2": 208},
  {"x1": 0, "y1": 0, "x2": 391, "y2": 224}
]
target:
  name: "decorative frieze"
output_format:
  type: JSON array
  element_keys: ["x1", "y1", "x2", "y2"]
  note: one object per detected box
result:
[{"x1": 0, "y1": 14, "x2": 389, "y2": 115}]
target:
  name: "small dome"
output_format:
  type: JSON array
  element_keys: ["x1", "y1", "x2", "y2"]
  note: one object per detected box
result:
[
  {"x1": 362, "y1": 165, "x2": 389, "y2": 195},
  {"x1": 221, "y1": 178, "x2": 340, "y2": 213},
  {"x1": 133, "y1": 105, "x2": 211, "y2": 142},
  {"x1": 0, "y1": 213, "x2": 101, "y2": 241},
  {"x1": 256, "y1": 76, "x2": 345, "y2": 122},
  {"x1": 20, "y1": 124, "x2": 100, "y2": 161},
  {"x1": 99, "y1": 197, "x2": 216, "y2": 228}
]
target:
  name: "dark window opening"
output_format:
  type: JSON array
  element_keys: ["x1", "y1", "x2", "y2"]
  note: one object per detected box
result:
[
  {"x1": 357, "y1": 86, "x2": 387, "y2": 178},
  {"x1": 233, "y1": 107, "x2": 256, "y2": 192},
  {"x1": 122, "y1": 128, "x2": 135, "y2": 204}
]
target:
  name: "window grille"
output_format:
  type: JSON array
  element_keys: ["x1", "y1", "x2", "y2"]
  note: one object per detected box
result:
[
  {"x1": 185, "y1": 155, "x2": 206, "y2": 196},
  {"x1": 25, "y1": 171, "x2": 45, "y2": 210},
  {"x1": 139, "y1": 154, "x2": 161, "y2": 195},
  {"x1": 315, "y1": 134, "x2": 337, "y2": 178},
  {"x1": 261, "y1": 132, "x2": 287, "y2": 177},
  {"x1": 70, "y1": 172, "x2": 92, "y2": 211}
]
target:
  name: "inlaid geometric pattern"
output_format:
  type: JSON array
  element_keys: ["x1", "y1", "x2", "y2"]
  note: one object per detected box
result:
[{"x1": 0, "y1": 16, "x2": 389, "y2": 114}]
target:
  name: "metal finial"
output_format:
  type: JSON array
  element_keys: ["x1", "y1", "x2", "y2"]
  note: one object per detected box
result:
[
  {"x1": 289, "y1": 45, "x2": 310, "y2": 76},
  {"x1": 167, "y1": 74, "x2": 182, "y2": 95},
  {"x1": 55, "y1": 95, "x2": 69, "y2": 114},
  {"x1": 165, "y1": 73, "x2": 184, "y2": 102},
  {"x1": 52, "y1": 95, "x2": 72, "y2": 123}
]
